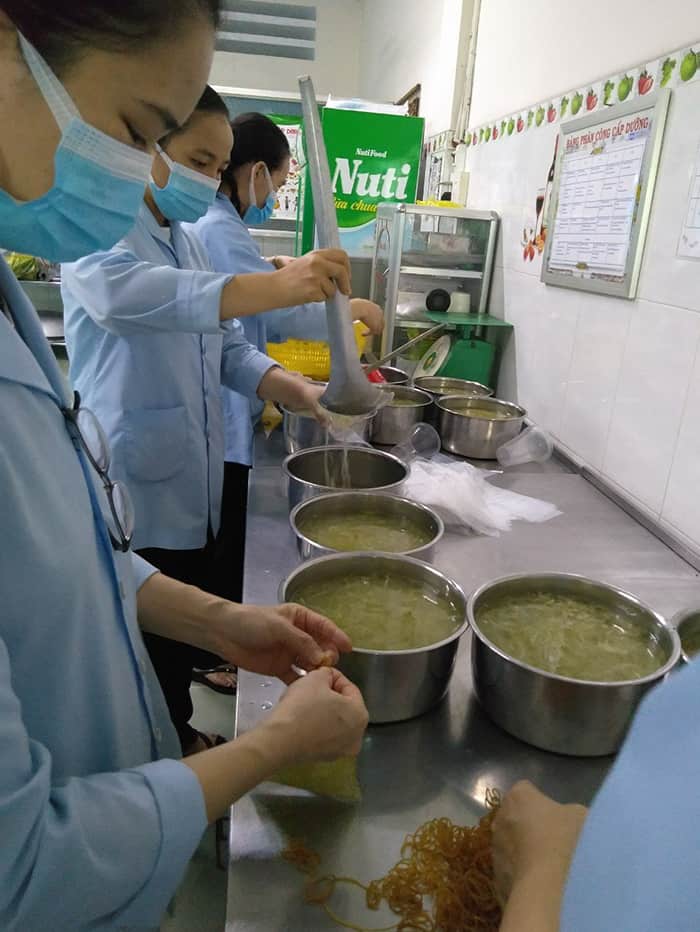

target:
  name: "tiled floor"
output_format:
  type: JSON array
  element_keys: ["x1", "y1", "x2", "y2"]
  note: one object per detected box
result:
[{"x1": 160, "y1": 684, "x2": 236, "y2": 932}]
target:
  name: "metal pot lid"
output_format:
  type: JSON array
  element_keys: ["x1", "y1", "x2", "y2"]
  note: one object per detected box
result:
[{"x1": 413, "y1": 335, "x2": 452, "y2": 379}]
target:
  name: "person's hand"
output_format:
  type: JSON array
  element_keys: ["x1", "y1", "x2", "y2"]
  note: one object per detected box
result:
[
  {"x1": 280, "y1": 375, "x2": 328, "y2": 424},
  {"x1": 350, "y1": 298, "x2": 384, "y2": 336},
  {"x1": 262, "y1": 667, "x2": 368, "y2": 763},
  {"x1": 275, "y1": 248, "x2": 351, "y2": 304},
  {"x1": 257, "y1": 370, "x2": 329, "y2": 425},
  {"x1": 208, "y1": 602, "x2": 352, "y2": 683},
  {"x1": 492, "y1": 781, "x2": 587, "y2": 906},
  {"x1": 270, "y1": 255, "x2": 295, "y2": 270}
]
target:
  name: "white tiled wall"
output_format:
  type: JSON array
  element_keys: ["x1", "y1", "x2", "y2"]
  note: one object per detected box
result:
[{"x1": 467, "y1": 79, "x2": 700, "y2": 554}]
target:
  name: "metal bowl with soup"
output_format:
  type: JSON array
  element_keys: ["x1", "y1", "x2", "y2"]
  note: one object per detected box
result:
[
  {"x1": 290, "y1": 491, "x2": 444, "y2": 561},
  {"x1": 281, "y1": 552, "x2": 468, "y2": 723},
  {"x1": 412, "y1": 376, "x2": 492, "y2": 424},
  {"x1": 437, "y1": 395, "x2": 525, "y2": 459},
  {"x1": 370, "y1": 384, "x2": 433, "y2": 445},
  {"x1": 468, "y1": 573, "x2": 680, "y2": 756}
]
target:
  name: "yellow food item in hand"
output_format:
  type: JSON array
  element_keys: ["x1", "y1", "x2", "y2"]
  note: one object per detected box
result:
[
  {"x1": 261, "y1": 401, "x2": 283, "y2": 437},
  {"x1": 271, "y1": 757, "x2": 361, "y2": 802}
]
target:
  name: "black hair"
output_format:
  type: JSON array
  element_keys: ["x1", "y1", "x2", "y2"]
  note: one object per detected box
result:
[
  {"x1": 191, "y1": 84, "x2": 229, "y2": 118},
  {"x1": 221, "y1": 112, "x2": 291, "y2": 215},
  {"x1": 2, "y1": 0, "x2": 221, "y2": 73},
  {"x1": 161, "y1": 84, "x2": 228, "y2": 146}
]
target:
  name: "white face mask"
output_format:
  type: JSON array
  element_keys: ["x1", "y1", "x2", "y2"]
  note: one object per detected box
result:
[{"x1": 0, "y1": 33, "x2": 153, "y2": 262}]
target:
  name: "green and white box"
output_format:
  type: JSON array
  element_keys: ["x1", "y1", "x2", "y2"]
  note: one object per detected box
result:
[{"x1": 305, "y1": 107, "x2": 424, "y2": 257}]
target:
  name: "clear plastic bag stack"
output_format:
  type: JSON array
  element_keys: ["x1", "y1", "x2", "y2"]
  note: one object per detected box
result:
[{"x1": 404, "y1": 459, "x2": 561, "y2": 536}]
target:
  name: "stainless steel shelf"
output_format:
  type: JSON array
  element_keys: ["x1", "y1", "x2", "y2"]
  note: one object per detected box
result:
[{"x1": 399, "y1": 266, "x2": 483, "y2": 279}]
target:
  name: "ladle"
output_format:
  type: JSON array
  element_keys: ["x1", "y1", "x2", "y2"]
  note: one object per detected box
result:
[
  {"x1": 363, "y1": 322, "x2": 446, "y2": 375},
  {"x1": 298, "y1": 75, "x2": 382, "y2": 416}
]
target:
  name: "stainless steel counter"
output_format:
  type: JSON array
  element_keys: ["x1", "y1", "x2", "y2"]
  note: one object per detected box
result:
[{"x1": 226, "y1": 432, "x2": 700, "y2": 930}]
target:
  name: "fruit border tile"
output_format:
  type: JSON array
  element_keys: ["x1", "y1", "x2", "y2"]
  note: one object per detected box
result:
[{"x1": 466, "y1": 40, "x2": 700, "y2": 148}]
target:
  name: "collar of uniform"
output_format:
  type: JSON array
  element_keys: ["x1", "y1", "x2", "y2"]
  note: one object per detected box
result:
[
  {"x1": 214, "y1": 192, "x2": 246, "y2": 227},
  {"x1": 141, "y1": 201, "x2": 173, "y2": 240},
  {"x1": 0, "y1": 255, "x2": 68, "y2": 405}
]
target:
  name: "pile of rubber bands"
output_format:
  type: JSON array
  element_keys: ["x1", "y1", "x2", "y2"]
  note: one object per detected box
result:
[{"x1": 281, "y1": 789, "x2": 502, "y2": 932}]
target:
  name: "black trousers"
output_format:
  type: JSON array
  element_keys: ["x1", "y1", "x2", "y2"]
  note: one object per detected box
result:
[{"x1": 138, "y1": 462, "x2": 251, "y2": 752}]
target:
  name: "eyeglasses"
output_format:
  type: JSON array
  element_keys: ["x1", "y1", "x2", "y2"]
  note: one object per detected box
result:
[{"x1": 62, "y1": 393, "x2": 135, "y2": 552}]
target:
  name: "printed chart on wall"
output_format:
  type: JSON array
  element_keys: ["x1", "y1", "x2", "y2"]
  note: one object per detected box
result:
[
  {"x1": 269, "y1": 115, "x2": 303, "y2": 222},
  {"x1": 542, "y1": 90, "x2": 671, "y2": 298},
  {"x1": 678, "y1": 143, "x2": 700, "y2": 260}
]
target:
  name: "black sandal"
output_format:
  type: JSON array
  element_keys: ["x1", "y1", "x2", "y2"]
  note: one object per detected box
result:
[{"x1": 191, "y1": 665, "x2": 237, "y2": 695}]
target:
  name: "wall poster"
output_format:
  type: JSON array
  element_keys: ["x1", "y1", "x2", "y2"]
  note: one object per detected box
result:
[{"x1": 541, "y1": 90, "x2": 671, "y2": 298}]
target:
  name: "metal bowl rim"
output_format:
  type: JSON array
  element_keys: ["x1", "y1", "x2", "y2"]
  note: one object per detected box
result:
[
  {"x1": 289, "y1": 491, "x2": 445, "y2": 557},
  {"x1": 280, "y1": 404, "x2": 375, "y2": 421},
  {"x1": 436, "y1": 395, "x2": 526, "y2": 418},
  {"x1": 671, "y1": 606, "x2": 700, "y2": 663},
  {"x1": 282, "y1": 444, "x2": 410, "y2": 492},
  {"x1": 413, "y1": 376, "x2": 494, "y2": 396},
  {"x1": 377, "y1": 384, "x2": 433, "y2": 407},
  {"x1": 467, "y1": 572, "x2": 681, "y2": 687},
  {"x1": 280, "y1": 550, "x2": 468, "y2": 656}
]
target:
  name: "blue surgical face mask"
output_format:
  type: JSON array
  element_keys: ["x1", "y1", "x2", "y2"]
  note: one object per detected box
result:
[
  {"x1": 0, "y1": 33, "x2": 153, "y2": 263},
  {"x1": 149, "y1": 146, "x2": 219, "y2": 223},
  {"x1": 244, "y1": 163, "x2": 276, "y2": 224}
]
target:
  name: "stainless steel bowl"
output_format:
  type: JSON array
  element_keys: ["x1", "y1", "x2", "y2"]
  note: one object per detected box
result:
[
  {"x1": 672, "y1": 607, "x2": 700, "y2": 663},
  {"x1": 370, "y1": 385, "x2": 433, "y2": 445},
  {"x1": 290, "y1": 491, "x2": 444, "y2": 562},
  {"x1": 469, "y1": 573, "x2": 680, "y2": 756},
  {"x1": 282, "y1": 405, "x2": 373, "y2": 454},
  {"x1": 413, "y1": 377, "x2": 494, "y2": 425},
  {"x1": 280, "y1": 552, "x2": 468, "y2": 723},
  {"x1": 363, "y1": 364, "x2": 409, "y2": 384},
  {"x1": 413, "y1": 376, "x2": 494, "y2": 398},
  {"x1": 437, "y1": 395, "x2": 525, "y2": 459},
  {"x1": 283, "y1": 445, "x2": 408, "y2": 511}
]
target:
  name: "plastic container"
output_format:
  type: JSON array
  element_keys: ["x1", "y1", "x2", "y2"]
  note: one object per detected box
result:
[
  {"x1": 390, "y1": 423, "x2": 441, "y2": 464},
  {"x1": 266, "y1": 321, "x2": 367, "y2": 381},
  {"x1": 496, "y1": 426, "x2": 553, "y2": 467}
]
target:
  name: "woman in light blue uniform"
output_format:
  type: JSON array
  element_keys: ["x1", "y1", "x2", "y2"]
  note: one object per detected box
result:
[
  {"x1": 0, "y1": 3, "x2": 367, "y2": 928},
  {"x1": 492, "y1": 663, "x2": 700, "y2": 931},
  {"x1": 189, "y1": 111, "x2": 384, "y2": 603},
  {"x1": 61, "y1": 87, "x2": 352, "y2": 755}
]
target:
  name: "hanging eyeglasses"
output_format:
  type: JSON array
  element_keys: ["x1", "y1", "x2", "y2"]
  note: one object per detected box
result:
[{"x1": 62, "y1": 393, "x2": 134, "y2": 552}]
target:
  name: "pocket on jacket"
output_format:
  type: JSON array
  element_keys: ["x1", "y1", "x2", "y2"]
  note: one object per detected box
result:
[{"x1": 124, "y1": 406, "x2": 188, "y2": 482}]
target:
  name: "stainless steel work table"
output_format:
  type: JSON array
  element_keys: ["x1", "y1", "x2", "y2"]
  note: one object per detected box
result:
[{"x1": 226, "y1": 432, "x2": 700, "y2": 930}]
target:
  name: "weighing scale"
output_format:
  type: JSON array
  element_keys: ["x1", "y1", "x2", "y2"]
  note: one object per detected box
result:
[{"x1": 413, "y1": 311, "x2": 513, "y2": 388}]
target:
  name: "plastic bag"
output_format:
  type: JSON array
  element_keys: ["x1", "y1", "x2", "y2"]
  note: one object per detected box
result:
[
  {"x1": 261, "y1": 401, "x2": 282, "y2": 438},
  {"x1": 404, "y1": 459, "x2": 561, "y2": 536}
]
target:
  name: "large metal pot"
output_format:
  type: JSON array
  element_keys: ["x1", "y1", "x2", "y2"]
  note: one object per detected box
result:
[
  {"x1": 290, "y1": 491, "x2": 444, "y2": 562},
  {"x1": 672, "y1": 607, "x2": 700, "y2": 664},
  {"x1": 370, "y1": 385, "x2": 432, "y2": 445},
  {"x1": 468, "y1": 573, "x2": 681, "y2": 756},
  {"x1": 283, "y1": 445, "x2": 408, "y2": 511},
  {"x1": 437, "y1": 395, "x2": 525, "y2": 459},
  {"x1": 281, "y1": 552, "x2": 468, "y2": 723},
  {"x1": 282, "y1": 405, "x2": 373, "y2": 454},
  {"x1": 413, "y1": 376, "x2": 494, "y2": 425}
]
